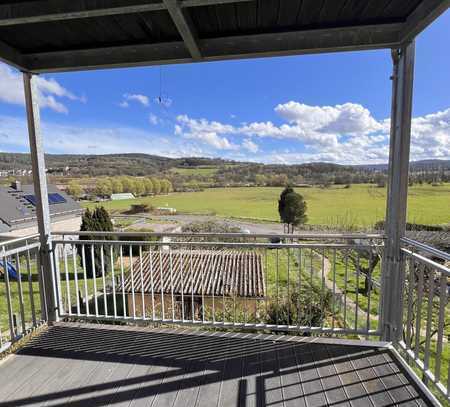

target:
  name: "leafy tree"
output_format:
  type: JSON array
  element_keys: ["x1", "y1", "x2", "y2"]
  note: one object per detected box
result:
[
  {"x1": 121, "y1": 177, "x2": 134, "y2": 193},
  {"x1": 78, "y1": 207, "x2": 115, "y2": 278},
  {"x1": 278, "y1": 186, "x2": 307, "y2": 233},
  {"x1": 66, "y1": 180, "x2": 83, "y2": 198},
  {"x1": 143, "y1": 178, "x2": 154, "y2": 195},
  {"x1": 134, "y1": 179, "x2": 145, "y2": 196},
  {"x1": 111, "y1": 178, "x2": 123, "y2": 194},
  {"x1": 152, "y1": 178, "x2": 161, "y2": 194},
  {"x1": 95, "y1": 178, "x2": 112, "y2": 197},
  {"x1": 160, "y1": 179, "x2": 172, "y2": 194}
]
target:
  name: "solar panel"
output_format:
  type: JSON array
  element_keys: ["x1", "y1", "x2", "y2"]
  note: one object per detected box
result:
[
  {"x1": 24, "y1": 193, "x2": 66, "y2": 206},
  {"x1": 24, "y1": 194, "x2": 37, "y2": 206},
  {"x1": 48, "y1": 193, "x2": 66, "y2": 204}
]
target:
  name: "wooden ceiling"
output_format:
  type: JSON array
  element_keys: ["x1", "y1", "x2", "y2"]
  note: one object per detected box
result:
[{"x1": 0, "y1": 0, "x2": 448, "y2": 72}]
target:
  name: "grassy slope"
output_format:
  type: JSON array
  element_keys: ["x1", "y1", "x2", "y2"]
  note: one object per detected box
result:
[{"x1": 84, "y1": 184, "x2": 450, "y2": 227}]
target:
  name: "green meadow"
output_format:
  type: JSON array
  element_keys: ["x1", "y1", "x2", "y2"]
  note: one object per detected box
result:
[{"x1": 84, "y1": 184, "x2": 450, "y2": 227}]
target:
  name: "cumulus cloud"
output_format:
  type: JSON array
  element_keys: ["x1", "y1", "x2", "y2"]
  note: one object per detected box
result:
[
  {"x1": 120, "y1": 93, "x2": 150, "y2": 108},
  {"x1": 0, "y1": 63, "x2": 85, "y2": 113},
  {"x1": 175, "y1": 114, "x2": 238, "y2": 150},
  {"x1": 242, "y1": 139, "x2": 259, "y2": 153},
  {"x1": 173, "y1": 102, "x2": 450, "y2": 164}
]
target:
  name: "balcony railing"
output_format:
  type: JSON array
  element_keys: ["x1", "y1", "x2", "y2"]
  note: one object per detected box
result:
[{"x1": 1, "y1": 231, "x2": 449, "y2": 403}]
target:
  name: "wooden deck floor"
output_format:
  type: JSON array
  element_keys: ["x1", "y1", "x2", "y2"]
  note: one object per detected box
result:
[{"x1": 0, "y1": 323, "x2": 435, "y2": 407}]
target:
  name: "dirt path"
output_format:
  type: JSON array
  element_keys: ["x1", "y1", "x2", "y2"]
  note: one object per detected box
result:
[{"x1": 315, "y1": 251, "x2": 379, "y2": 330}]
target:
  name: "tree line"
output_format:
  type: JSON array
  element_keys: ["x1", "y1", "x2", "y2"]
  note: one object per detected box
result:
[{"x1": 67, "y1": 176, "x2": 172, "y2": 198}]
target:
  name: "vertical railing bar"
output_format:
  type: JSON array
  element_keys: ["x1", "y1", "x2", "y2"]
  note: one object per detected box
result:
[
  {"x1": 16, "y1": 253, "x2": 27, "y2": 334},
  {"x1": 100, "y1": 244, "x2": 107, "y2": 317},
  {"x1": 139, "y1": 245, "x2": 145, "y2": 320},
  {"x1": 148, "y1": 247, "x2": 155, "y2": 321},
  {"x1": 320, "y1": 248, "x2": 325, "y2": 331},
  {"x1": 276, "y1": 248, "x2": 279, "y2": 326},
  {"x1": 287, "y1": 247, "x2": 290, "y2": 326},
  {"x1": 221, "y1": 251, "x2": 225, "y2": 324},
  {"x1": 72, "y1": 244, "x2": 80, "y2": 316},
  {"x1": 343, "y1": 249, "x2": 348, "y2": 330},
  {"x1": 332, "y1": 248, "x2": 336, "y2": 332},
  {"x1": 120, "y1": 245, "x2": 126, "y2": 318},
  {"x1": 297, "y1": 247, "x2": 301, "y2": 331},
  {"x1": 63, "y1": 243, "x2": 71, "y2": 316},
  {"x1": 90, "y1": 244, "x2": 98, "y2": 317},
  {"x1": 264, "y1": 248, "x2": 268, "y2": 324},
  {"x1": 434, "y1": 273, "x2": 447, "y2": 382},
  {"x1": 110, "y1": 245, "x2": 117, "y2": 319},
  {"x1": 26, "y1": 247, "x2": 37, "y2": 325},
  {"x1": 180, "y1": 249, "x2": 185, "y2": 322},
  {"x1": 355, "y1": 252, "x2": 360, "y2": 331},
  {"x1": 190, "y1": 245, "x2": 194, "y2": 323},
  {"x1": 201, "y1": 251, "x2": 205, "y2": 324},
  {"x1": 130, "y1": 245, "x2": 136, "y2": 320},
  {"x1": 169, "y1": 246, "x2": 175, "y2": 322},
  {"x1": 423, "y1": 268, "x2": 435, "y2": 377},
  {"x1": 81, "y1": 244, "x2": 90, "y2": 316},
  {"x1": 211, "y1": 251, "x2": 216, "y2": 324},
  {"x1": 2, "y1": 250, "x2": 15, "y2": 342},
  {"x1": 414, "y1": 264, "x2": 424, "y2": 359},
  {"x1": 159, "y1": 247, "x2": 165, "y2": 320},
  {"x1": 405, "y1": 254, "x2": 415, "y2": 353},
  {"x1": 309, "y1": 248, "x2": 313, "y2": 328},
  {"x1": 366, "y1": 249, "x2": 373, "y2": 338}
]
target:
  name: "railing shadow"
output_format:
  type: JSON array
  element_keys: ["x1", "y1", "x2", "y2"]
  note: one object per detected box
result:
[{"x1": 0, "y1": 324, "x2": 431, "y2": 407}]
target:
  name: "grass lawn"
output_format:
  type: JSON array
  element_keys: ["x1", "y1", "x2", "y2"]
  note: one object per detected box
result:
[{"x1": 83, "y1": 184, "x2": 450, "y2": 227}]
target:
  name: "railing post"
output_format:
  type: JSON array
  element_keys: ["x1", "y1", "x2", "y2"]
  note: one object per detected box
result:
[
  {"x1": 380, "y1": 42, "x2": 415, "y2": 342},
  {"x1": 23, "y1": 72, "x2": 58, "y2": 323}
]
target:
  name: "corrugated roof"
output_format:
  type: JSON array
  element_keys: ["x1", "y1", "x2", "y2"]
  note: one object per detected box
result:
[
  {"x1": 122, "y1": 249, "x2": 266, "y2": 298},
  {"x1": 0, "y1": 0, "x2": 446, "y2": 73}
]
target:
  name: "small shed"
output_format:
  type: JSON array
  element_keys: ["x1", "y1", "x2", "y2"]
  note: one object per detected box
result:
[
  {"x1": 111, "y1": 193, "x2": 135, "y2": 201},
  {"x1": 122, "y1": 250, "x2": 266, "y2": 319}
]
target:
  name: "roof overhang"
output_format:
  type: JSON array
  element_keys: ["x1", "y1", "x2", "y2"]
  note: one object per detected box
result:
[{"x1": 0, "y1": 0, "x2": 448, "y2": 73}]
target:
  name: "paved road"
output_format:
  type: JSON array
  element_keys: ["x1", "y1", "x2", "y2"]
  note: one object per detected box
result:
[{"x1": 116, "y1": 213, "x2": 285, "y2": 234}]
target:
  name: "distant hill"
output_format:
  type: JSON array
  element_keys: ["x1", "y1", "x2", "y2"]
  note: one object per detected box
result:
[
  {"x1": 0, "y1": 153, "x2": 239, "y2": 176},
  {"x1": 0, "y1": 152, "x2": 448, "y2": 177},
  {"x1": 356, "y1": 159, "x2": 450, "y2": 171}
]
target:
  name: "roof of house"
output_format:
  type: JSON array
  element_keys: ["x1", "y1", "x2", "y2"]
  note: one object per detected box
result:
[
  {"x1": 0, "y1": 184, "x2": 82, "y2": 232},
  {"x1": 0, "y1": 1, "x2": 446, "y2": 73},
  {"x1": 123, "y1": 249, "x2": 266, "y2": 298}
]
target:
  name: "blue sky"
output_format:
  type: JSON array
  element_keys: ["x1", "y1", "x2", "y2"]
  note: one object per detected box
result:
[{"x1": 0, "y1": 10, "x2": 449, "y2": 165}]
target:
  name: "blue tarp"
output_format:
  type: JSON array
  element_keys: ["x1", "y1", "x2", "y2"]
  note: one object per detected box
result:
[{"x1": 0, "y1": 260, "x2": 18, "y2": 280}]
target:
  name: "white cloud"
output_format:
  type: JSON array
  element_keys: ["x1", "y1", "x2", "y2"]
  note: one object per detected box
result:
[
  {"x1": 149, "y1": 113, "x2": 159, "y2": 125},
  {"x1": 242, "y1": 139, "x2": 259, "y2": 153},
  {"x1": 173, "y1": 103, "x2": 450, "y2": 163},
  {"x1": 0, "y1": 63, "x2": 85, "y2": 113},
  {"x1": 120, "y1": 93, "x2": 150, "y2": 107},
  {"x1": 175, "y1": 114, "x2": 238, "y2": 150}
]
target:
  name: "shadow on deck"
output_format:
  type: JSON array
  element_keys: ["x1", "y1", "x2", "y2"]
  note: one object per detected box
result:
[{"x1": 0, "y1": 322, "x2": 435, "y2": 407}]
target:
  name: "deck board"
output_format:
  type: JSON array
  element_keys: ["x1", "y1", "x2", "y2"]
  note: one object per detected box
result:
[{"x1": 0, "y1": 323, "x2": 436, "y2": 407}]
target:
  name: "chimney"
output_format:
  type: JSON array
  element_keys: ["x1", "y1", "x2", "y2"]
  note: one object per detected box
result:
[{"x1": 11, "y1": 180, "x2": 21, "y2": 191}]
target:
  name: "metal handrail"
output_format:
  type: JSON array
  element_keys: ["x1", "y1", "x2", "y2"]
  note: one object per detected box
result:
[
  {"x1": 401, "y1": 237, "x2": 450, "y2": 261},
  {"x1": 54, "y1": 230, "x2": 385, "y2": 239}
]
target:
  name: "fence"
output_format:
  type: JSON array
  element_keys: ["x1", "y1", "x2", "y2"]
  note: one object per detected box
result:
[
  {"x1": 398, "y1": 237, "x2": 450, "y2": 403},
  {"x1": 0, "y1": 234, "x2": 42, "y2": 351},
  {"x1": 51, "y1": 232, "x2": 384, "y2": 337}
]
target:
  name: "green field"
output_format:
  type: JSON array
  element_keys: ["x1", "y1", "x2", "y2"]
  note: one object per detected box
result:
[
  {"x1": 169, "y1": 166, "x2": 219, "y2": 176},
  {"x1": 84, "y1": 184, "x2": 450, "y2": 227}
]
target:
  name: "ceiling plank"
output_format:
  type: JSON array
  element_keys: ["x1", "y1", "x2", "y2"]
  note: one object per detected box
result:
[
  {"x1": 163, "y1": 0, "x2": 202, "y2": 59},
  {"x1": 24, "y1": 23, "x2": 402, "y2": 73},
  {"x1": 400, "y1": 0, "x2": 450, "y2": 43},
  {"x1": 0, "y1": 0, "x2": 253, "y2": 26},
  {"x1": 0, "y1": 40, "x2": 24, "y2": 70}
]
